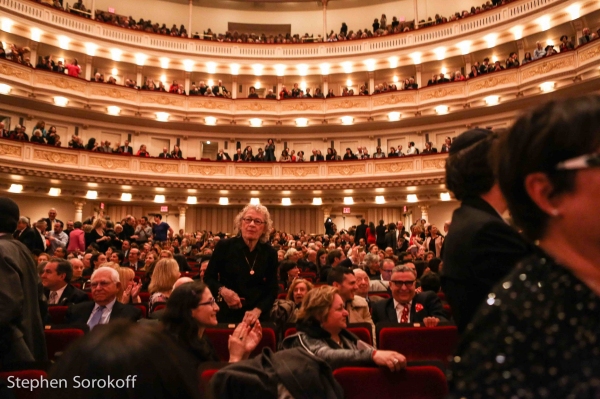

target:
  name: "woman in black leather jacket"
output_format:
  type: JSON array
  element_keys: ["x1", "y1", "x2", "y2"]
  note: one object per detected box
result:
[{"x1": 282, "y1": 286, "x2": 406, "y2": 371}]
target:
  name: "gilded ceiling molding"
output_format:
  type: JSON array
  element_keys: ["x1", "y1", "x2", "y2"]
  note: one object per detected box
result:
[
  {"x1": 0, "y1": 143, "x2": 22, "y2": 157},
  {"x1": 375, "y1": 161, "x2": 414, "y2": 173},
  {"x1": 33, "y1": 149, "x2": 78, "y2": 164},
  {"x1": 139, "y1": 162, "x2": 179, "y2": 173},
  {"x1": 88, "y1": 157, "x2": 130, "y2": 170}
]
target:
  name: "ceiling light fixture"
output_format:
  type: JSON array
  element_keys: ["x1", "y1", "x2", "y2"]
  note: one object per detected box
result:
[
  {"x1": 341, "y1": 116, "x2": 354, "y2": 125},
  {"x1": 407, "y1": 194, "x2": 418, "y2": 203},
  {"x1": 187, "y1": 196, "x2": 197, "y2": 204},
  {"x1": 341, "y1": 62, "x2": 352, "y2": 74},
  {"x1": 388, "y1": 112, "x2": 401, "y2": 121},
  {"x1": 295, "y1": 118, "x2": 308, "y2": 127},
  {"x1": 249, "y1": 118, "x2": 262, "y2": 127},
  {"x1": 375, "y1": 196, "x2": 385, "y2": 204},
  {"x1": 53, "y1": 96, "x2": 69, "y2": 107},
  {"x1": 121, "y1": 193, "x2": 132, "y2": 202},
  {"x1": 282, "y1": 198, "x2": 292, "y2": 206},
  {"x1": 435, "y1": 105, "x2": 449, "y2": 115},
  {"x1": 154, "y1": 195, "x2": 165, "y2": 203},
  {"x1": 107, "y1": 106, "x2": 121, "y2": 115},
  {"x1": 312, "y1": 198, "x2": 322, "y2": 205},
  {"x1": 219, "y1": 197, "x2": 229, "y2": 205},
  {"x1": 0, "y1": 84, "x2": 11, "y2": 95},
  {"x1": 8, "y1": 184, "x2": 22, "y2": 193},
  {"x1": 250, "y1": 198, "x2": 260, "y2": 205},
  {"x1": 48, "y1": 188, "x2": 61, "y2": 197},
  {"x1": 85, "y1": 190, "x2": 98, "y2": 199},
  {"x1": 156, "y1": 112, "x2": 170, "y2": 122},
  {"x1": 205, "y1": 116, "x2": 217, "y2": 125},
  {"x1": 484, "y1": 95, "x2": 500, "y2": 106},
  {"x1": 440, "y1": 192, "x2": 451, "y2": 201},
  {"x1": 343, "y1": 197, "x2": 354, "y2": 205}
]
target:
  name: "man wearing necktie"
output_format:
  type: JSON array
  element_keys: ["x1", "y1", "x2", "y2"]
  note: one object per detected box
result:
[
  {"x1": 65, "y1": 267, "x2": 141, "y2": 330},
  {"x1": 41, "y1": 258, "x2": 88, "y2": 306}
]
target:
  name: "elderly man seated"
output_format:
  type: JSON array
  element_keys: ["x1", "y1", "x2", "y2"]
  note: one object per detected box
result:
[
  {"x1": 65, "y1": 267, "x2": 142, "y2": 330},
  {"x1": 372, "y1": 265, "x2": 446, "y2": 327},
  {"x1": 42, "y1": 258, "x2": 89, "y2": 306},
  {"x1": 353, "y1": 268, "x2": 385, "y2": 307},
  {"x1": 370, "y1": 258, "x2": 394, "y2": 292}
]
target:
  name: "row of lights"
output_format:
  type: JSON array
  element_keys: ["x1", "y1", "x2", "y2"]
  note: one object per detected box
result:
[
  {"x1": 0, "y1": 81, "x2": 557, "y2": 125},
  {"x1": 0, "y1": 4, "x2": 581, "y2": 73},
  {"x1": 8, "y1": 185, "x2": 452, "y2": 203}
]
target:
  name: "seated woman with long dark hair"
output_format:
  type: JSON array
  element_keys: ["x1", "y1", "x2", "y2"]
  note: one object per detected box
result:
[
  {"x1": 282, "y1": 286, "x2": 405, "y2": 371},
  {"x1": 161, "y1": 281, "x2": 262, "y2": 366}
]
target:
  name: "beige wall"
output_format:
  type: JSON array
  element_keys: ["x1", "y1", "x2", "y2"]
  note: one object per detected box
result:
[{"x1": 4, "y1": 194, "x2": 95, "y2": 224}]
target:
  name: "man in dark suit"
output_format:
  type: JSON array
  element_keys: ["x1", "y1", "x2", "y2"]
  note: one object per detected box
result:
[
  {"x1": 122, "y1": 248, "x2": 143, "y2": 271},
  {"x1": 43, "y1": 208, "x2": 63, "y2": 232},
  {"x1": 309, "y1": 150, "x2": 324, "y2": 162},
  {"x1": 216, "y1": 149, "x2": 231, "y2": 161},
  {"x1": 41, "y1": 258, "x2": 89, "y2": 305},
  {"x1": 384, "y1": 223, "x2": 398, "y2": 252},
  {"x1": 65, "y1": 267, "x2": 141, "y2": 330},
  {"x1": 372, "y1": 265, "x2": 447, "y2": 326},
  {"x1": 441, "y1": 129, "x2": 532, "y2": 333},
  {"x1": 118, "y1": 140, "x2": 133, "y2": 154},
  {"x1": 354, "y1": 219, "x2": 368, "y2": 245},
  {"x1": 14, "y1": 216, "x2": 41, "y2": 253},
  {"x1": 0, "y1": 197, "x2": 47, "y2": 367}
]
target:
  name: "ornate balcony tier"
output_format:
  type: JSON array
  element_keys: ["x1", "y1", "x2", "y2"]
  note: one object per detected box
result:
[
  {"x1": 0, "y1": 0, "x2": 590, "y2": 71},
  {"x1": 1, "y1": 44, "x2": 600, "y2": 129}
]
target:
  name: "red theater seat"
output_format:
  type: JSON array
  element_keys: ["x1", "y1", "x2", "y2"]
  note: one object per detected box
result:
[
  {"x1": 378, "y1": 326, "x2": 458, "y2": 366},
  {"x1": 277, "y1": 293, "x2": 288, "y2": 300},
  {"x1": 347, "y1": 323, "x2": 373, "y2": 346},
  {"x1": 44, "y1": 328, "x2": 85, "y2": 361},
  {"x1": 47, "y1": 305, "x2": 68, "y2": 324},
  {"x1": 0, "y1": 370, "x2": 48, "y2": 399},
  {"x1": 133, "y1": 304, "x2": 147, "y2": 318},
  {"x1": 199, "y1": 369, "x2": 219, "y2": 398},
  {"x1": 333, "y1": 366, "x2": 448, "y2": 399},
  {"x1": 204, "y1": 325, "x2": 277, "y2": 362},
  {"x1": 138, "y1": 292, "x2": 150, "y2": 303}
]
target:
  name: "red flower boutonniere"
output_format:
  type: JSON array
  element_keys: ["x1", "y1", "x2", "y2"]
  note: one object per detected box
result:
[{"x1": 415, "y1": 303, "x2": 424, "y2": 312}]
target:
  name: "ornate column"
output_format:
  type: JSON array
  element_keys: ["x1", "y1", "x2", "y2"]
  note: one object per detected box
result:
[
  {"x1": 368, "y1": 71, "x2": 375, "y2": 94},
  {"x1": 231, "y1": 75, "x2": 238, "y2": 99},
  {"x1": 84, "y1": 55, "x2": 93, "y2": 81},
  {"x1": 188, "y1": 0, "x2": 193, "y2": 35},
  {"x1": 28, "y1": 41, "x2": 38, "y2": 68},
  {"x1": 415, "y1": 64, "x2": 422, "y2": 89},
  {"x1": 322, "y1": 75, "x2": 328, "y2": 97},
  {"x1": 179, "y1": 205, "x2": 188, "y2": 232},
  {"x1": 277, "y1": 76, "x2": 283, "y2": 100},
  {"x1": 419, "y1": 205, "x2": 429, "y2": 223},
  {"x1": 73, "y1": 200, "x2": 86, "y2": 222},
  {"x1": 184, "y1": 71, "x2": 191, "y2": 95},
  {"x1": 136, "y1": 65, "x2": 143, "y2": 89},
  {"x1": 516, "y1": 39, "x2": 525, "y2": 64},
  {"x1": 322, "y1": 0, "x2": 328, "y2": 41},
  {"x1": 413, "y1": 0, "x2": 419, "y2": 29}
]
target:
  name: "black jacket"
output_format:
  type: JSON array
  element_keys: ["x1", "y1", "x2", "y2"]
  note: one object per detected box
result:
[
  {"x1": 441, "y1": 196, "x2": 532, "y2": 333},
  {"x1": 375, "y1": 225, "x2": 387, "y2": 248},
  {"x1": 65, "y1": 300, "x2": 142, "y2": 328},
  {"x1": 14, "y1": 226, "x2": 43, "y2": 253},
  {"x1": 384, "y1": 230, "x2": 397, "y2": 251},
  {"x1": 354, "y1": 223, "x2": 368, "y2": 244},
  {"x1": 44, "y1": 284, "x2": 89, "y2": 306},
  {"x1": 282, "y1": 320, "x2": 375, "y2": 370},
  {"x1": 204, "y1": 237, "x2": 278, "y2": 323},
  {"x1": 210, "y1": 347, "x2": 343, "y2": 399},
  {"x1": 371, "y1": 292, "x2": 448, "y2": 324}
]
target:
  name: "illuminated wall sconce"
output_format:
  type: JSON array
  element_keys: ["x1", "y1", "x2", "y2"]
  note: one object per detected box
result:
[
  {"x1": 364, "y1": 59, "x2": 376, "y2": 71},
  {"x1": 31, "y1": 28, "x2": 42, "y2": 42},
  {"x1": 440, "y1": 192, "x2": 452, "y2": 201},
  {"x1": 297, "y1": 64, "x2": 309, "y2": 76},
  {"x1": 121, "y1": 193, "x2": 132, "y2": 202},
  {"x1": 57, "y1": 35, "x2": 70, "y2": 49},
  {"x1": 230, "y1": 63, "x2": 240, "y2": 75},
  {"x1": 111, "y1": 68, "x2": 118, "y2": 77},
  {"x1": 107, "y1": 106, "x2": 121, "y2": 115},
  {"x1": 85, "y1": 42, "x2": 97, "y2": 56},
  {"x1": 134, "y1": 53, "x2": 147, "y2": 66},
  {"x1": 154, "y1": 195, "x2": 165, "y2": 203},
  {"x1": 511, "y1": 26, "x2": 523, "y2": 40},
  {"x1": 341, "y1": 116, "x2": 354, "y2": 125},
  {"x1": 207, "y1": 79, "x2": 214, "y2": 87},
  {"x1": 8, "y1": 184, "x2": 22, "y2": 193},
  {"x1": 538, "y1": 16, "x2": 551, "y2": 31},
  {"x1": 53, "y1": 96, "x2": 69, "y2": 107},
  {"x1": 484, "y1": 95, "x2": 500, "y2": 106},
  {"x1": 252, "y1": 64, "x2": 264, "y2": 76},
  {"x1": 341, "y1": 62, "x2": 353, "y2": 74},
  {"x1": 375, "y1": 196, "x2": 385, "y2": 204},
  {"x1": 388, "y1": 112, "x2": 401, "y2": 121},
  {"x1": 0, "y1": 84, "x2": 11, "y2": 95},
  {"x1": 567, "y1": 4, "x2": 580, "y2": 20},
  {"x1": 346, "y1": 79, "x2": 353, "y2": 87},
  {"x1": 295, "y1": 118, "x2": 308, "y2": 127},
  {"x1": 275, "y1": 64, "x2": 286, "y2": 76},
  {"x1": 250, "y1": 198, "x2": 260, "y2": 205},
  {"x1": 392, "y1": 76, "x2": 399, "y2": 83},
  {"x1": 312, "y1": 198, "x2": 322, "y2": 205},
  {"x1": 110, "y1": 48, "x2": 122, "y2": 61},
  {"x1": 219, "y1": 197, "x2": 229, "y2": 205},
  {"x1": 249, "y1": 118, "x2": 262, "y2": 127},
  {"x1": 457, "y1": 41, "x2": 471, "y2": 55},
  {"x1": 434, "y1": 47, "x2": 446, "y2": 60},
  {"x1": 343, "y1": 197, "x2": 354, "y2": 205},
  {"x1": 410, "y1": 52, "x2": 421, "y2": 65},
  {"x1": 187, "y1": 196, "x2": 197, "y2": 204},
  {"x1": 484, "y1": 33, "x2": 497, "y2": 48},
  {"x1": 183, "y1": 60, "x2": 194, "y2": 72},
  {"x1": 1, "y1": 18, "x2": 13, "y2": 33},
  {"x1": 156, "y1": 112, "x2": 170, "y2": 122},
  {"x1": 255, "y1": 82, "x2": 261, "y2": 89},
  {"x1": 160, "y1": 57, "x2": 170, "y2": 69},
  {"x1": 388, "y1": 56, "x2": 399, "y2": 69},
  {"x1": 540, "y1": 82, "x2": 555, "y2": 92},
  {"x1": 319, "y1": 63, "x2": 330, "y2": 75},
  {"x1": 85, "y1": 190, "x2": 98, "y2": 199},
  {"x1": 206, "y1": 62, "x2": 217, "y2": 74},
  {"x1": 435, "y1": 105, "x2": 449, "y2": 115},
  {"x1": 407, "y1": 194, "x2": 418, "y2": 203},
  {"x1": 205, "y1": 116, "x2": 217, "y2": 125},
  {"x1": 281, "y1": 198, "x2": 292, "y2": 206},
  {"x1": 48, "y1": 188, "x2": 61, "y2": 197}
]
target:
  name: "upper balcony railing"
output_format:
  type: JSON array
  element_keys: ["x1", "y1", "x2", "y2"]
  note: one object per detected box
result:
[{"x1": 1, "y1": 0, "x2": 566, "y2": 61}]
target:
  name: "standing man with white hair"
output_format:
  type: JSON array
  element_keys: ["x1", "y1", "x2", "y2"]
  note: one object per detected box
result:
[{"x1": 204, "y1": 204, "x2": 278, "y2": 325}]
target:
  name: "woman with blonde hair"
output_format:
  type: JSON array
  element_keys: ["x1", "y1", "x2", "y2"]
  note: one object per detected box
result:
[
  {"x1": 283, "y1": 286, "x2": 405, "y2": 370},
  {"x1": 285, "y1": 278, "x2": 314, "y2": 323},
  {"x1": 148, "y1": 258, "x2": 180, "y2": 312},
  {"x1": 116, "y1": 266, "x2": 141, "y2": 304},
  {"x1": 89, "y1": 217, "x2": 110, "y2": 253}
]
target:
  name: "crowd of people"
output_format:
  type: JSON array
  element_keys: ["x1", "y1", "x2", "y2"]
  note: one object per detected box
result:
[{"x1": 3, "y1": 93, "x2": 600, "y2": 397}]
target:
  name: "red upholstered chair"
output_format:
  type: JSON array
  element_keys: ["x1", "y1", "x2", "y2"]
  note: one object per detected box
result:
[
  {"x1": 277, "y1": 293, "x2": 288, "y2": 300},
  {"x1": 284, "y1": 326, "x2": 297, "y2": 338},
  {"x1": 0, "y1": 370, "x2": 48, "y2": 399},
  {"x1": 299, "y1": 272, "x2": 316, "y2": 281},
  {"x1": 204, "y1": 325, "x2": 277, "y2": 361},
  {"x1": 138, "y1": 292, "x2": 150, "y2": 303},
  {"x1": 437, "y1": 292, "x2": 446, "y2": 302},
  {"x1": 333, "y1": 366, "x2": 448, "y2": 399},
  {"x1": 44, "y1": 328, "x2": 85, "y2": 361},
  {"x1": 47, "y1": 305, "x2": 69, "y2": 324},
  {"x1": 378, "y1": 326, "x2": 458, "y2": 366},
  {"x1": 370, "y1": 292, "x2": 390, "y2": 299},
  {"x1": 133, "y1": 304, "x2": 147, "y2": 318},
  {"x1": 347, "y1": 323, "x2": 373, "y2": 346},
  {"x1": 152, "y1": 303, "x2": 167, "y2": 313},
  {"x1": 198, "y1": 369, "x2": 219, "y2": 398},
  {"x1": 443, "y1": 304, "x2": 452, "y2": 319}
]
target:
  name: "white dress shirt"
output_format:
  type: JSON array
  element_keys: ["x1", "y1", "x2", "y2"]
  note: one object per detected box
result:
[
  {"x1": 393, "y1": 298, "x2": 412, "y2": 323},
  {"x1": 49, "y1": 284, "x2": 68, "y2": 305}
]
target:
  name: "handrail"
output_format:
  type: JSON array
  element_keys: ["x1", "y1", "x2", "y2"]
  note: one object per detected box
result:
[{"x1": 0, "y1": 0, "x2": 567, "y2": 60}]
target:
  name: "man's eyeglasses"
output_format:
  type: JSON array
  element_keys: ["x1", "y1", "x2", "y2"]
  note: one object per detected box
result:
[
  {"x1": 390, "y1": 280, "x2": 416, "y2": 287},
  {"x1": 242, "y1": 217, "x2": 265, "y2": 225},
  {"x1": 556, "y1": 153, "x2": 600, "y2": 171},
  {"x1": 90, "y1": 281, "x2": 112, "y2": 288},
  {"x1": 198, "y1": 297, "x2": 217, "y2": 307}
]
